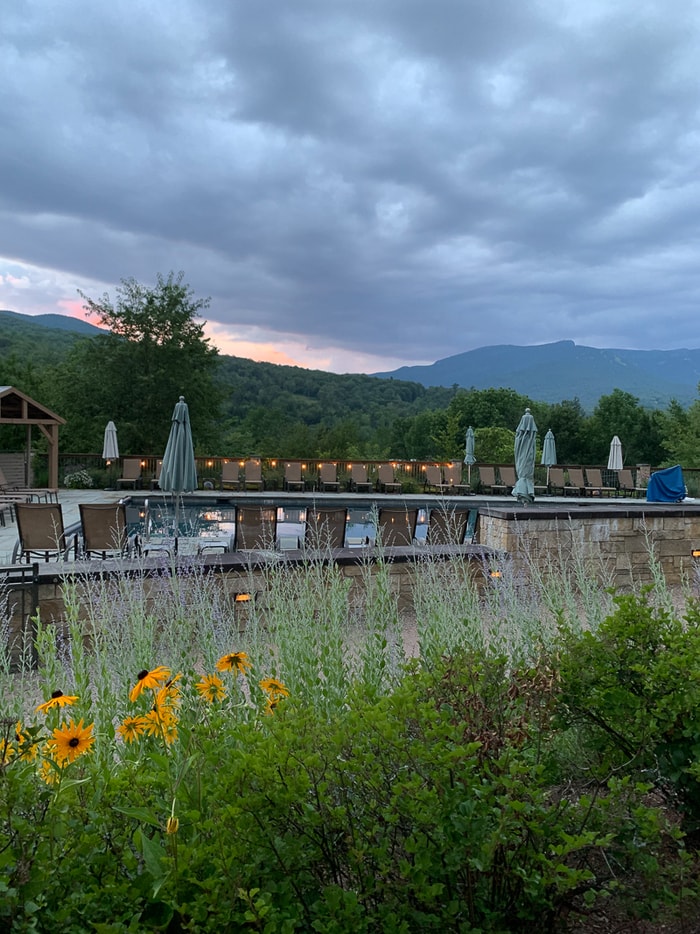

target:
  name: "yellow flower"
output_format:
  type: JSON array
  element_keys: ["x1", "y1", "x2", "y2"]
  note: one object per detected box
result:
[
  {"x1": 129, "y1": 666, "x2": 171, "y2": 703},
  {"x1": 38, "y1": 759, "x2": 61, "y2": 785},
  {"x1": 166, "y1": 815, "x2": 179, "y2": 835},
  {"x1": 15, "y1": 722, "x2": 40, "y2": 762},
  {"x1": 36, "y1": 690, "x2": 79, "y2": 714},
  {"x1": 0, "y1": 740, "x2": 15, "y2": 766},
  {"x1": 264, "y1": 696, "x2": 285, "y2": 716},
  {"x1": 216, "y1": 652, "x2": 252, "y2": 675},
  {"x1": 195, "y1": 674, "x2": 226, "y2": 702},
  {"x1": 51, "y1": 719, "x2": 95, "y2": 765},
  {"x1": 143, "y1": 708, "x2": 179, "y2": 745},
  {"x1": 259, "y1": 677, "x2": 290, "y2": 699},
  {"x1": 117, "y1": 716, "x2": 148, "y2": 743},
  {"x1": 155, "y1": 673, "x2": 182, "y2": 710}
]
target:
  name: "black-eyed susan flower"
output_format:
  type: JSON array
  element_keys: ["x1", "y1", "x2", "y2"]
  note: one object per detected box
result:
[
  {"x1": 0, "y1": 740, "x2": 15, "y2": 766},
  {"x1": 195, "y1": 673, "x2": 226, "y2": 702},
  {"x1": 129, "y1": 666, "x2": 171, "y2": 703},
  {"x1": 51, "y1": 719, "x2": 95, "y2": 765},
  {"x1": 216, "y1": 652, "x2": 252, "y2": 675},
  {"x1": 154, "y1": 673, "x2": 182, "y2": 710},
  {"x1": 15, "y1": 722, "x2": 40, "y2": 762},
  {"x1": 143, "y1": 708, "x2": 179, "y2": 745},
  {"x1": 264, "y1": 695, "x2": 284, "y2": 716},
  {"x1": 38, "y1": 759, "x2": 61, "y2": 785},
  {"x1": 36, "y1": 690, "x2": 78, "y2": 714},
  {"x1": 259, "y1": 677, "x2": 290, "y2": 700},
  {"x1": 116, "y1": 715, "x2": 147, "y2": 744}
]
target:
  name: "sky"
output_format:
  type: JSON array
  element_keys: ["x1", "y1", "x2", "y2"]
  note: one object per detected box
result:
[{"x1": 2, "y1": 0, "x2": 700, "y2": 374}]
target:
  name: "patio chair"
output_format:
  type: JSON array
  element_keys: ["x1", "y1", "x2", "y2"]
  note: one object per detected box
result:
[
  {"x1": 13, "y1": 502, "x2": 74, "y2": 563},
  {"x1": 116, "y1": 458, "x2": 142, "y2": 489},
  {"x1": 150, "y1": 460, "x2": 163, "y2": 490},
  {"x1": 242, "y1": 459, "x2": 264, "y2": 491},
  {"x1": 79, "y1": 503, "x2": 133, "y2": 559},
  {"x1": 423, "y1": 465, "x2": 445, "y2": 493},
  {"x1": 377, "y1": 507, "x2": 418, "y2": 546},
  {"x1": 317, "y1": 463, "x2": 340, "y2": 492},
  {"x1": 618, "y1": 468, "x2": 646, "y2": 498},
  {"x1": 478, "y1": 466, "x2": 506, "y2": 494},
  {"x1": 426, "y1": 507, "x2": 477, "y2": 545},
  {"x1": 347, "y1": 463, "x2": 372, "y2": 492},
  {"x1": 548, "y1": 467, "x2": 567, "y2": 494},
  {"x1": 585, "y1": 468, "x2": 616, "y2": 497},
  {"x1": 283, "y1": 461, "x2": 305, "y2": 491},
  {"x1": 443, "y1": 462, "x2": 470, "y2": 494},
  {"x1": 303, "y1": 507, "x2": 347, "y2": 549},
  {"x1": 0, "y1": 465, "x2": 58, "y2": 503},
  {"x1": 499, "y1": 466, "x2": 517, "y2": 493},
  {"x1": 234, "y1": 506, "x2": 278, "y2": 550},
  {"x1": 376, "y1": 464, "x2": 402, "y2": 493},
  {"x1": 220, "y1": 461, "x2": 240, "y2": 491},
  {"x1": 565, "y1": 468, "x2": 586, "y2": 495}
]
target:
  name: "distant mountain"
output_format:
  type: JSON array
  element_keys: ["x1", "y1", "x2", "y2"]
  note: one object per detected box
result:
[
  {"x1": 0, "y1": 309, "x2": 104, "y2": 336},
  {"x1": 373, "y1": 340, "x2": 700, "y2": 410}
]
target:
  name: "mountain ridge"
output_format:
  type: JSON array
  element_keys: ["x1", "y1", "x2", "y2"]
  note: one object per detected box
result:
[
  {"x1": 373, "y1": 339, "x2": 700, "y2": 409},
  {"x1": 3, "y1": 310, "x2": 700, "y2": 410}
]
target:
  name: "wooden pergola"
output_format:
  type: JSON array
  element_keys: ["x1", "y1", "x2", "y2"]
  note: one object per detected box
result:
[{"x1": 0, "y1": 386, "x2": 65, "y2": 489}]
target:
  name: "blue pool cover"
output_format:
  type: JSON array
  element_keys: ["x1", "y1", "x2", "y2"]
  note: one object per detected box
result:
[{"x1": 646, "y1": 464, "x2": 686, "y2": 502}]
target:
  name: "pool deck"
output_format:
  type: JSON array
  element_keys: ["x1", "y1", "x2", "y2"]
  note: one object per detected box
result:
[{"x1": 2, "y1": 486, "x2": 698, "y2": 566}]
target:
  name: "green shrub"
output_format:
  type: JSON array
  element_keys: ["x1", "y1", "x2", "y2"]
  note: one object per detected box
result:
[{"x1": 556, "y1": 590, "x2": 700, "y2": 827}]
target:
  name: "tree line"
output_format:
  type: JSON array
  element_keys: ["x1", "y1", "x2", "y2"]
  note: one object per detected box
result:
[{"x1": 2, "y1": 273, "x2": 699, "y2": 468}]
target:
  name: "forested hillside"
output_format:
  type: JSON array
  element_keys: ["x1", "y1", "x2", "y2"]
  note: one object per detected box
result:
[{"x1": 2, "y1": 301, "x2": 700, "y2": 468}]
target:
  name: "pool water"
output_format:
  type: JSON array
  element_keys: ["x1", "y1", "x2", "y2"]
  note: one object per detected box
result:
[{"x1": 127, "y1": 502, "x2": 428, "y2": 548}]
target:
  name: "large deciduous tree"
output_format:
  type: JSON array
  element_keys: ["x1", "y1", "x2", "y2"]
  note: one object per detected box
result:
[{"x1": 51, "y1": 272, "x2": 223, "y2": 453}]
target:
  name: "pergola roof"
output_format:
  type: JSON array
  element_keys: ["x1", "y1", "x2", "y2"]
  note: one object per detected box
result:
[
  {"x1": 0, "y1": 386, "x2": 65, "y2": 488},
  {"x1": 0, "y1": 386, "x2": 65, "y2": 426}
]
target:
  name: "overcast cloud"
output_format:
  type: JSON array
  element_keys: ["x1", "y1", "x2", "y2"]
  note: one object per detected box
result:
[{"x1": 2, "y1": 0, "x2": 700, "y2": 373}]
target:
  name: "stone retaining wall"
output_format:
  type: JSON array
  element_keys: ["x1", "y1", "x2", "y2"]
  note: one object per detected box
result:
[{"x1": 477, "y1": 505, "x2": 700, "y2": 588}]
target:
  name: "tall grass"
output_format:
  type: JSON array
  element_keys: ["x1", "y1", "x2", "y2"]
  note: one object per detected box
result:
[{"x1": 1, "y1": 529, "x2": 633, "y2": 731}]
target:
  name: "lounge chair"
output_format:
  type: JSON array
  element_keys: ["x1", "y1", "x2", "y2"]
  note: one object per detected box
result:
[
  {"x1": 13, "y1": 502, "x2": 74, "y2": 563},
  {"x1": 234, "y1": 506, "x2": 278, "y2": 550},
  {"x1": 347, "y1": 463, "x2": 372, "y2": 492},
  {"x1": 0, "y1": 465, "x2": 58, "y2": 503},
  {"x1": 423, "y1": 465, "x2": 445, "y2": 493},
  {"x1": 283, "y1": 462, "x2": 305, "y2": 491},
  {"x1": 618, "y1": 468, "x2": 646, "y2": 498},
  {"x1": 376, "y1": 464, "x2": 401, "y2": 493},
  {"x1": 242, "y1": 459, "x2": 264, "y2": 491},
  {"x1": 220, "y1": 461, "x2": 240, "y2": 490},
  {"x1": 443, "y1": 462, "x2": 470, "y2": 494},
  {"x1": 79, "y1": 503, "x2": 133, "y2": 559},
  {"x1": 317, "y1": 463, "x2": 339, "y2": 492},
  {"x1": 150, "y1": 461, "x2": 163, "y2": 490},
  {"x1": 426, "y1": 507, "x2": 477, "y2": 545},
  {"x1": 478, "y1": 466, "x2": 506, "y2": 494},
  {"x1": 303, "y1": 507, "x2": 347, "y2": 549},
  {"x1": 585, "y1": 468, "x2": 616, "y2": 497},
  {"x1": 116, "y1": 458, "x2": 142, "y2": 489},
  {"x1": 548, "y1": 467, "x2": 566, "y2": 494},
  {"x1": 499, "y1": 466, "x2": 517, "y2": 493},
  {"x1": 565, "y1": 468, "x2": 586, "y2": 495},
  {"x1": 377, "y1": 507, "x2": 418, "y2": 546}
]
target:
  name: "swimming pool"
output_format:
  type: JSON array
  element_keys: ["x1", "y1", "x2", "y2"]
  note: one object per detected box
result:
[{"x1": 125, "y1": 498, "x2": 429, "y2": 549}]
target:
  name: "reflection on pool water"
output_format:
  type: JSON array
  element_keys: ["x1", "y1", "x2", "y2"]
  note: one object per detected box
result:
[{"x1": 127, "y1": 502, "x2": 429, "y2": 548}]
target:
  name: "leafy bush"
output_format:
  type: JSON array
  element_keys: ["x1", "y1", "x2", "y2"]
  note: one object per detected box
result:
[
  {"x1": 62, "y1": 468, "x2": 94, "y2": 489},
  {"x1": 556, "y1": 590, "x2": 700, "y2": 828}
]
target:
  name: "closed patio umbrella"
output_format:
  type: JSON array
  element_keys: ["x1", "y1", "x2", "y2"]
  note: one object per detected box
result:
[
  {"x1": 102, "y1": 421, "x2": 119, "y2": 463},
  {"x1": 541, "y1": 428, "x2": 557, "y2": 485},
  {"x1": 464, "y1": 426, "x2": 476, "y2": 485},
  {"x1": 607, "y1": 435, "x2": 623, "y2": 471},
  {"x1": 512, "y1": 408, "x2": 538, "y2": 504},
  {"x1": 159, "y1": 396, "x2": 197, "y2": 541}
]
